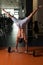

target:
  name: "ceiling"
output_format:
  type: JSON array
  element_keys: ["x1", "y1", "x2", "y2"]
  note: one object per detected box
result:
[{"x1": 0, "y1": 0, "x2": 20, "y2": 8}]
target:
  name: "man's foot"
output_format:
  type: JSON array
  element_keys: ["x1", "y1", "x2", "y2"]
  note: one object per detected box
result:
[
  {"x1": 24, "y1": 50, "x2": 28, "y2": 53},
  {"x1": 15, "y1": 49, "x2": 18, "y2": 52}
]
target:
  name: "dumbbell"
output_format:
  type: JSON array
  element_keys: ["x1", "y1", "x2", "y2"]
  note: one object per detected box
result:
[{"x1": 8, "y1": 47, "x2": 11, "y2": 53}]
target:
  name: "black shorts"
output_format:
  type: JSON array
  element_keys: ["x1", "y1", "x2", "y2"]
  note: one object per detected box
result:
[{"x1": 18, "y1": 38, "x2": 24, "y2": 43}]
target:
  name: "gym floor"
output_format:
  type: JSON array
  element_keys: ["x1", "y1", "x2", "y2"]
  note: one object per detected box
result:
[{"x1": 0, "y1": 47, "x2": 43, "y2": 65}]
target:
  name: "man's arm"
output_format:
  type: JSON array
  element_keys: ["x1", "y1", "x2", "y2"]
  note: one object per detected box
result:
[
  {"x1": 2, "y1": 9, "x2": 14, "y2": 18},
  {"x1": 18, "y1": 5, "x2": 43, "y2": 26},
  {"x1": 27, "y1": 5, "x2": 43, "y2": 19}
]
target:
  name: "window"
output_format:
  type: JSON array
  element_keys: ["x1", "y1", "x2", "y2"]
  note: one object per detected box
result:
[
  {"x1": 2, "y1": 8, "x2": 19, "y2": 19},
  {"x1": 14, "y1": 9, "x2": 19, "y2": 19}
]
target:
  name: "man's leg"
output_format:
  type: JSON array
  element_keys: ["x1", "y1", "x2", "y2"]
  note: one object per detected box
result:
[
  {"x1": 16, "y1": 37, "x2": 19, "y2": 52},
  {"x1": 24, "y1": 35, "x2": 28, "y2": 53}
]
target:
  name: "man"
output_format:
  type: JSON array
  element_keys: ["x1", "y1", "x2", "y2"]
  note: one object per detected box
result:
[{"x1": 2, "y1": 5, "x2": 43, "y2": 53}]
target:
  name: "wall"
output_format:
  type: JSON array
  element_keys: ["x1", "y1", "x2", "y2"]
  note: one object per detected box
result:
[
  {"x1": 38, "y1": 0, "x2": 43, "y2": 32},
  {"x1": 33, "y1": 0, "x2": 38, "y2": 21},
  {"x1": 33, "y1": 0, "x2": 43, "y2": 33}
]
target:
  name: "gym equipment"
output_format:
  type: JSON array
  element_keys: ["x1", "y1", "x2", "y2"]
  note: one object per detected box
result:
[
  {"x1": 0, "y1": 29, "x2": 3, "y2": 37},
  {"x1": 8, "y1": 47, "x2": 11, "y2": 53},
  {"x1": 33, "y1": 48, "x2": 43, "y2": 57}
]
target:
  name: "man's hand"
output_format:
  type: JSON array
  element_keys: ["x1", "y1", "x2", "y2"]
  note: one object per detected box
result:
[
  {"x1": 38, "y1": 5, "x2": 43, "y2": 8},
  {"x1": 2, "y1": 8, "x2": 6, "y2": 12},
  {"x1": 2, "y1": 9, "x2": 5, "y2": 11}
]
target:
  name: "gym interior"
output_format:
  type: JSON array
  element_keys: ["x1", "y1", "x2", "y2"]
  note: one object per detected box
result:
[{"x1": 0, "y1": 0, "x2": 43, "y2": 65}]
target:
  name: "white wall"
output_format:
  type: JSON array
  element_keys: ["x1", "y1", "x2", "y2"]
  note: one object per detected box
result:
[{"x1": 33, "y1": 0, "x2": 38, "y2": 21}]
